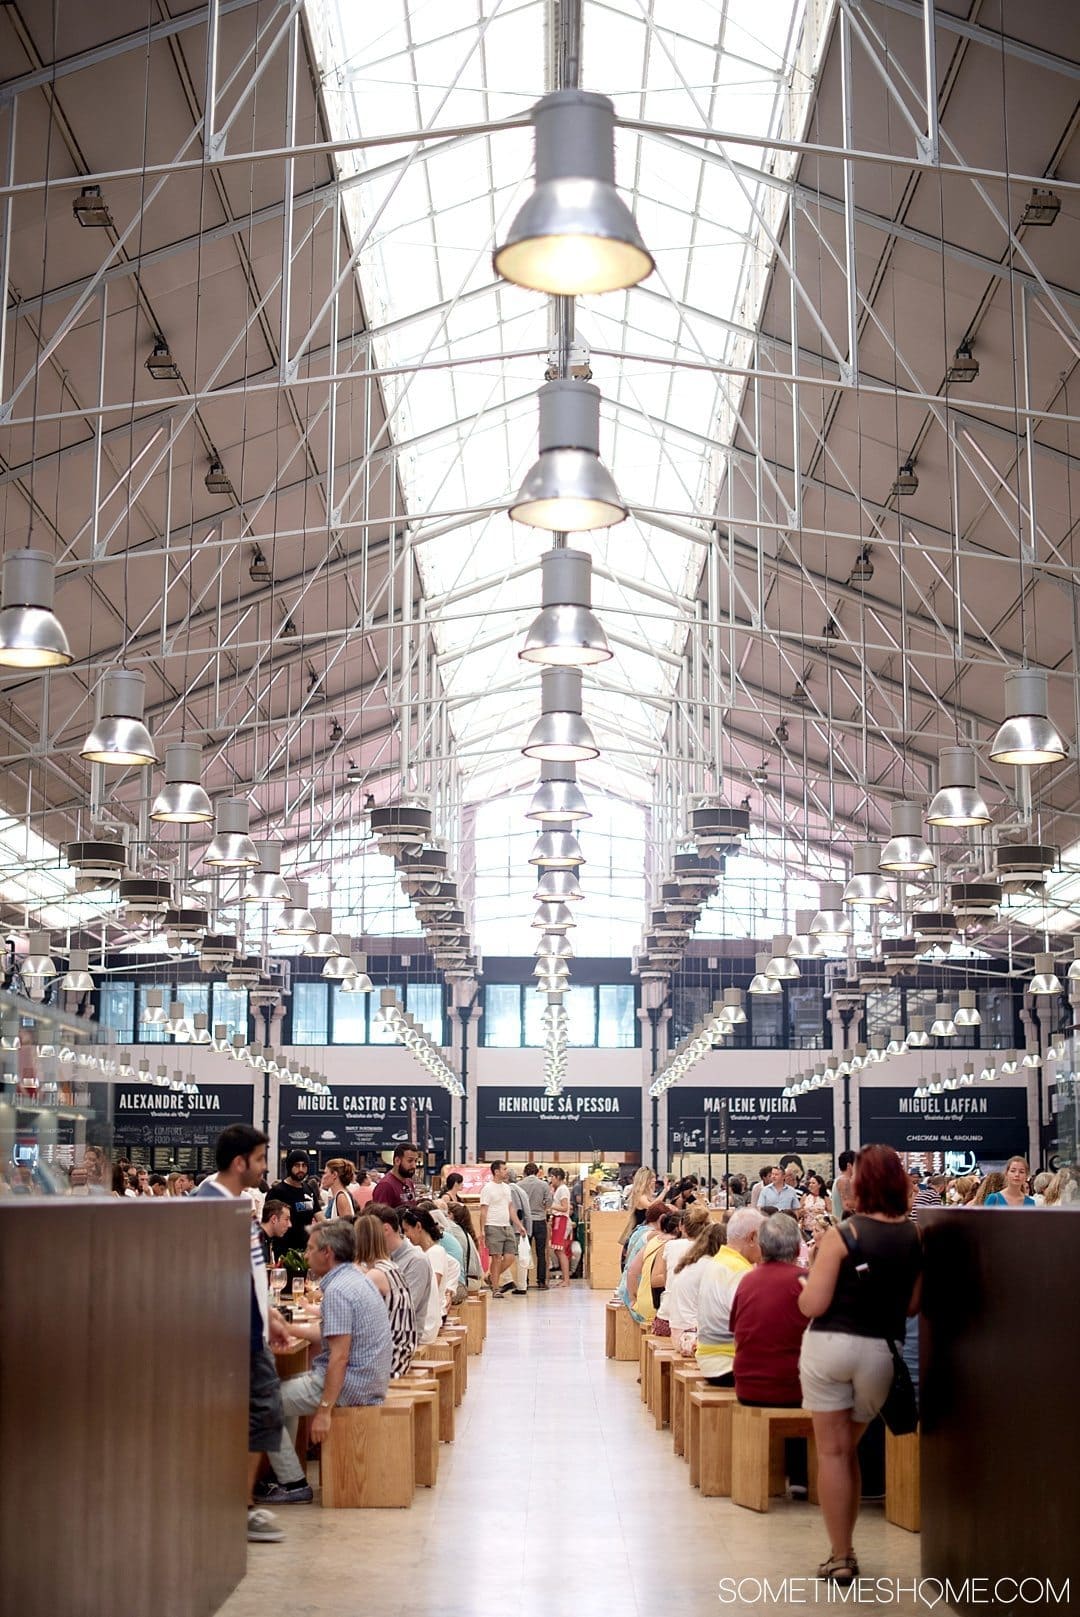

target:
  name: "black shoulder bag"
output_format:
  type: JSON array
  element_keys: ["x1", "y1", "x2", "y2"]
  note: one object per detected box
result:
[{"x1": 838, "y1": 1222, "x2": 918, "y2": 1435}]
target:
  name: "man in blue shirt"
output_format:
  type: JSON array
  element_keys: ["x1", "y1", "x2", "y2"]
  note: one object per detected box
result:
[
  {"x1": 757, "y1": 1165, "x2": 801, "y2": 1213},
  {"x1": 262, "y1": 1217, "x2": 392, "y2": 1503}
]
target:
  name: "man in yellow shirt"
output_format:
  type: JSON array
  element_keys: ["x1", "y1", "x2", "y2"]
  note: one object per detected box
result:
[{"x1": 695, "y1": 1208, "x2": 764, "y2": 1383}]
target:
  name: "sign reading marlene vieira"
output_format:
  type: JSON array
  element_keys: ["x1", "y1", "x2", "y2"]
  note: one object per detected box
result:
[
  {"x1": 669, "y1": 1086, "x2": 834, "y2": 1156},
  {"x1": 477, "y1": 1086, "x2": 642, "y2": 1153}
]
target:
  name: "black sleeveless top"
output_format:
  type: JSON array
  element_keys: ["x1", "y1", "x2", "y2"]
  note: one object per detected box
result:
[{"x1": 811, "y1": 1214, "x2": 921, "y2": 1343}]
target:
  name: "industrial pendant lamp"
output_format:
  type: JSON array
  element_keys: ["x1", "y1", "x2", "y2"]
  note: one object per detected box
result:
[
  {"x1": 765, "y1": 935, "x2": 800, "y2": 980},
  {"x1": 535, "y1": 932, "x2": 573, "y2": 960},
  {"x1": 273, "y1": 881, "x2": 318, "y2": 948},
  {"x1": 953, "y1": 989, "x2": 981, "y2": 1027},
  {"x1": 843, "y1": 842, "x2": 892, "y2": 906},
  {"x1": 906, "y1": 1017, "x2": 930, "y2": 1049},
  {"x1": 721, "y1": 986, "x2": 746, "y2": 1025},
  {"x1": 493, "y1": 90, "x2": 653, "y2": 295},
  {"x1": 529, "y1": 818, "x2": 585, "y2": 868},
  {"x1": 523, "y1": 668, "x2": 598, "y2": 761},
  {"x1": 886, "y1": 1024, "x2": 907, "y2": 1056},
  {"x1": 748, "y1": 952, "x2": 782, "y2": 995},
  {"x1": 0, "y1": 547, "x2": 72, "y2": 668},
  {"x1": 520, "y1": 546, "x2": 611, "y2": 666},
  {"x1": 989, "y1": 668, "x2": 1069, "y2": 765},
  {"x1": 243, "y1": 841, "x2": 291, "y2": 903},
  {"x1": 532, "y1": 901, "x2": 576, "y2": 932},
  {"x1": 787, "y1": 909, "x2": 826, "y2": 959},
  {"x1": 510, "y1": 381, "x2": 626, "y2": 532},
  {"x1": 879, "y1": 801, "x2": 935, "y2": 874},
  {"x1": 60, "y1": 949, "x2": 95, "y2": 992},
  {"x1": 22, "y1": 933, "x2": 56, "y2": 1000},
  {"x1": 1030, "y1": 952, "x2": 1063, "y2": 995},
  {"x1": 534, "y1": 869, "x2": 584, "y2": 903},
  {"x1": 151, "y1": 742, "x2": 213, "y2": 824},
  {"x1": 809, "y1": 882, "x2": 852, "y2": 946},
  {"x1": 310, "y1": 909, "x2": 342, "y2": 958},
  {"x1": 930, "y1": 1002, "x2": 957, "y2": 1038},
  {"x1": 338, "y1": 948, "x2": 373, "y2": 993},
  {"x1": 926, "y1": 747, "x2": 991, "y2": 827},
  {"x1": 203, "y1": 798, "x2": 259, "y2": 868},
  {"x1": 81, "y1": 669, "x2": 157, "y2": 766},
  {"x1": 527, "y1": 760, "x2": 590, "y2": 823}
]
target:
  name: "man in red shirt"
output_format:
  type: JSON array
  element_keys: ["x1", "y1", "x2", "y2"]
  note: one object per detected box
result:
[
  {"x1": 370, "y1": 1143, "x2": 418, "y2": 1209},
  {"x1": 729, "y1": 1211, "x2": 811, "y2": 1492}
]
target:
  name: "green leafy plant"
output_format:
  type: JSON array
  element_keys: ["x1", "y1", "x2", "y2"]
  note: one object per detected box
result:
[{"x1": 282, "y1": 1248, "x2": 308, "y2": 1276}]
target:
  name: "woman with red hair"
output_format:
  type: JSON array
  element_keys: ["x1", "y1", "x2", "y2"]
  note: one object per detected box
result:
[{"x1": 797, "y1": 1144, "x2": 922, "y2": 1587}]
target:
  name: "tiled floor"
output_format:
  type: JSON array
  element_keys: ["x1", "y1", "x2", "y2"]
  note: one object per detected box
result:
[{"x1": 218, "y1": 1286, "x2": 940, "y2": 1617}]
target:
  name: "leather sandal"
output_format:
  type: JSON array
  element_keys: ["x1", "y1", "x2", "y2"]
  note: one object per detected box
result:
[{"x1": 818, "y1": 1554, "x2": 859, "y2": 1586}]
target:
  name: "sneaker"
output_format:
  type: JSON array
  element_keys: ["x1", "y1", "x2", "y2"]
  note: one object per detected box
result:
[
  {"x1": 247, "y1": 1507, "x2": 284, "y2": 1543},
  {"x1": 260, "y1": 1481, "x2": 314, "y2": 1505},
  {"x1": 512, "y1": 1288, "x2": 527, "y2": 1295},
  {"x1": 498, "y1": 1280, "x2": 515, "y2": 1294}
]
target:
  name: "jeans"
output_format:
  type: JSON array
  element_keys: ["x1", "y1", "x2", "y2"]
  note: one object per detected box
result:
[
  {"x1": 530, "y1": 1225, "x2": 548, "y2": 1286},
  {"x1": 269, "y1": 1368, "x2": 327, "y2": 1486}
]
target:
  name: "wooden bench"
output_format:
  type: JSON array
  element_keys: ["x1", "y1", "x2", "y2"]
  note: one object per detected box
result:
[
  {"x1": 651, "y1": 1348, "x2": 681, "y2": 1431},
  {"x1": 414, "y1": 1335, "x2": 466, "y2": 1407},
  {"x1": 320, "y1": 1401, "x2": 415, "y2": 1508},
  {"x1": 671, "y1": 1362, "x2": 706, "y2": 1457},
  {"x1": 405, "y1": 1359, "x2": 455, "y2": 1443},
  {"x1": 461, "y1": 1295, "x2": 484, "y2": 1356},
  {"x1": 641, "y1": 1334, "x2": 666, "y2": 1404},
  {"x1": 386, "y1": 1381, "x2": 439, "y2": 1488},
  {"x1": 688, "y1": 1386, "x2": 737, "y2": 1496},
  {"x1": 730, "y1": 1405, "x2": 819, "y2": 1512},
  {"x1": 885, "y1": 1427, "x2": 920, "y2": 1532},
  {"x1": 605, "y1": 1300, "x2": 641, "y2": 1361},
  {"x1": 440, "y1": 1327, "x2": 469, "y2": 1401}
]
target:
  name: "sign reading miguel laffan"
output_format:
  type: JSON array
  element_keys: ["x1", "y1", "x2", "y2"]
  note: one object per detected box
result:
[
  {"x1": 858, "y1": 1085, "x2": 1029, "y2": 1158},
  {"x1": 277, "y1": 1085, "x2": 452, "y2": 1159},
  {"x1": 669, "y1": 1087, "x2": 835, "y2": 1157},
  {"x1": 477, "y1": 1086, "x2": 643, "y2": 1154}
]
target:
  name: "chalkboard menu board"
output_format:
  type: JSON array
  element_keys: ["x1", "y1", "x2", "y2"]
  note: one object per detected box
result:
[
  {"x1": 277, "y1": 1085, "x2": 452, "y2": 1164},
  {"x1": 111, "y1": 1084, "x2": 255, "y2": 1172},
  {"x1": 476, "y1": 1086, "x2": 643, "y2": 1155},
  {"x1": 669, "y1": 1087, "x2": 835, "y2": 1157}
]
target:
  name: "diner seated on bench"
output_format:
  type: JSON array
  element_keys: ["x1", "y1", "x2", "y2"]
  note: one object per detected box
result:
[{"x1": 728, "y1": 1211, "x2": 811, "y2": 1489}]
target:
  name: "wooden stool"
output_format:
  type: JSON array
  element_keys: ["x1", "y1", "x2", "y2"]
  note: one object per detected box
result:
[
  {"x1": 387, "y1": 1382, "x2": 439, "y2": 1488},
  {"x1": 605, "y1": 1299, "x2": 619, "y2": 1358},
  {"x1": 320, "y1": 1402, "x2": 415, "y2": 1508},
  {"x1": 730, "y1": 1405, "x2": 819, "y2": 1512},
  {"x1": 641, "y1": 1334, "x2": 664, "y2": 1404},
  {"x1": 885, "y1": 1427, "x2": 920, "y2": 1532},
  {"x1": 413, "y1": 1343, "x2": 461, "y2": 1409},
  {"x1": 688, "y1": 1387, "x2": 737, "y2": 1495},
  {"x1": 439, "y1": 1329, "x2": 468, "y2": 1402},
  {"x1": 476, "y1": 1289, "x2": 489, "y2": 1340},
  {"x1": 671, "y1": 1362, "x2": 705, "y2": 1457},
  {"x1": 651, "y1": 1349, "x2": 680, "y2": 1431},
  {"x1": 611, "y1": 1304, "x2": 640, "y2": 1362},
  {"x1": 462, "y1": 1296, "x2": 484, "y2": 1356},
  {"x1": 406, "y1": 1359, "x2": 455, "y2": 1443}
]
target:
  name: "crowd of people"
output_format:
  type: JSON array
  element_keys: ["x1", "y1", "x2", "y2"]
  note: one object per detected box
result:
[{"x1": 612, "y1": 1146, "x2": 1079, "y2": 1588}]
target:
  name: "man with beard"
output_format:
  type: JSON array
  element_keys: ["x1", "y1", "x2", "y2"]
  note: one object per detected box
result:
[{"x1": 269, "y1": 1149, "x2": 321, "y2": 1256}]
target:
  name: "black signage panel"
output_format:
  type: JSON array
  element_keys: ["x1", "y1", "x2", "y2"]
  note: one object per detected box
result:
[
  {"x1": 477, "y1": 1086, "x2": 642, "y2": 1154},
  {"x1": 669, "y1": 1087, "x2": 835, "y2": 1157},
  {"x1": 277, "y1": 1085, "x2": 451, "y2": 1162},
  {"x1": 111, "y1": 1084, "x2": 254, "y2": 1170},
  {"x1": 858, "y1": 1085, "x2": 1028, "y2": 1159}
]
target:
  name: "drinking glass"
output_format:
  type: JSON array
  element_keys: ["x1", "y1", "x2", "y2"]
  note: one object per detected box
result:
[{"x1": 269, "y1": 1267, "x2": 286, "y2": 1300}]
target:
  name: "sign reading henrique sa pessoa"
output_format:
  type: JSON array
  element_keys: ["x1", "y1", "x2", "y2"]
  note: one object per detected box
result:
[
  {"x1": 669, "y1": 1086, "x2": 835, "y2": 1158},
  {"x1": 277, "y1": 1084, "x2": 452, "y2": 1162},
  {"x1": 477, "y1": 1086, "x2": 643, "y2": 1155}
]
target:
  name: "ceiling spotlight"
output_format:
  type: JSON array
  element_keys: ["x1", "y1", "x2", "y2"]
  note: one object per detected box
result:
[
  {"x1": 891, "y1": 458, "x2": 918, "y2": 497},
  {"x1": 249, "y1": 547, "x2": 272, "y2": 583},
  {"x1": 775, "y1": 720, "x2": 789, "y2": 744},
  {"x1": 1020, "y1": 186, "x2": 1061, "y2": 226},
  {"x1": 203, "y1": 797, "x2": 259, "y2": 868},
  {"x1": 879, "y1": 801, "x2": 935, "y2": 874},
  {"x1": 145, "y1": 337, "x2": 181, "y2": 381},
  {"x1": 849, "y1": 544, "x2": 874, "y2": 584},
  {"x1": 989, "y1": 668, "x2": 1069, "y2": 766},
  {"x1": 81, "y1": 668, "x2": 157, "y2": 766},
  {"x1": 0, "y1": 546, "x2": 73, "y2": 669},
  {"x1": 527, "y1": 760, "x2": 590, "y2": 823},
  {"x1": 843, "y1": 842, "x2": 892, "y2": 906},
  {"x1": 946, "y1": 338, "x2": 979, "y2": 384},
  {"x1": 751, "y1": 761, "x2": 768, "y2": 786},
  {"x1": 151, "y1": 741, "x2": 213, "y2": 824},
  {"x1": 523, "y1": 667, "x2": 598, "y2": 762},
  {"x1": 520, "y1": 546, "x2": 611, "y2": 666},
  {"x1": 73, "y1": 184, "x2": 112, "y2": 227},
  {"x1": 204, "y1": 457, "x2": 234, "y2": 497},
  {"x1": 1030, "y1": 952, "x2": 1063, "y2": 995},
  {"x1": 60, "y1": 949, "x2": 95, "y2": 993},
  {"x1": 510, "y1": 380, "x2": 625, "y2": 532},
  {"x1": 329, "y1": 718, "x2": 344, "y2": 742},
  {"x1": 493, "y1": 89, "x2": 653, "y2": 295},
  {"x1": 927, "y1": 747, "x2": 991, "y2": 827}
]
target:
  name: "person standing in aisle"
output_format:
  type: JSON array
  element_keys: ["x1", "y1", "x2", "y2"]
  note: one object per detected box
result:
[
  {"x1": 195, "y1": 1124, "x2": 292, "y2": 1543},
  {"x1": 520, "y1": 1162, "x2": 553, "y2": 1289},
  {"x1": 507, "y1": 1171, "x2": 532, "y2": 1294},
  {"x1": 548, "y1": 1167, "x2": 574, "y2": 1287},
  {"x1": 832, "y1": 1152, "x2": 856, "y2": 1220},
  {"x1": 370, "y1": 1143, "x2": 419, "y2": 1209},
  {"x1": 268, "y1": 1151, "x2": 321, "y2": 1256},
  {"x1": 480, "y1": 1160, "x2": 527, "y2": 1296}
]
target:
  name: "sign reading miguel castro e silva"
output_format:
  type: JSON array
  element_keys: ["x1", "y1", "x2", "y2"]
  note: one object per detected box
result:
[
  {"x1": 277, "y1": 1084, "x2": 451, "y2": 1159},
  {"x1": 477, "y1": 1086, "x2": 642, "y2": 1154},
  {"x1": 858, "y1": 1085, "x2": 1028, "y2": 1158},
  {"x1": 668, "y1": 1086, "x2": 835, "y2": 1157}
]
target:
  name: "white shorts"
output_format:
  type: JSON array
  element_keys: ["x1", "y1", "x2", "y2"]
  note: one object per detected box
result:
[{"x1": 799, "y1": 1330, "x2": 894, "y2": 1424}]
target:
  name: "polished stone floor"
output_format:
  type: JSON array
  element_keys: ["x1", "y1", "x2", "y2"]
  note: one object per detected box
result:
[{"x1": 219, "y1": 1285, "x2": 938, "y2": 1617}]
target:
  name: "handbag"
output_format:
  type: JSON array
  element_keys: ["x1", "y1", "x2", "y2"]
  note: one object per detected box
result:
[{"x1": 838, "y1": 1223, "x2": 918, "y2": 1435}]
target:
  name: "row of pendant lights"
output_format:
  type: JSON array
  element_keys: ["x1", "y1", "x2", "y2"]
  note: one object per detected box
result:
[{"x1": 377, "y1": 990, "x2": 464, "y2": 1096}]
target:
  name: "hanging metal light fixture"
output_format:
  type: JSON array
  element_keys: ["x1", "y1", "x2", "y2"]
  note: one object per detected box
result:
[
  {"x1": 879, "y1": 801, "x2": 935, "y2": 874},
  {"x1": 510, "y1": 381, "x2": 625, "y2": 532},
  {"x1": 529, "y1": 818, "x2": 585, "y2": 868},
  {"x1": 526, "y1": 760, "x2": 590, "y2": 822},
  {"x1": 748, "y1": 952, "x2": 782, "y2": 995},
  {"x1": 926, "y1": 747, "x2": 991, "y2": 827},
  {"x1": 203, "y1": 798, "x2": 259, "y2": 868},
  {"x1": 523, "y1": 667, "x2": 598, "y2": 761},
  {"x1": 843, "y1": 842, "x2": 892, "y2": 906},
  {"x1": 310, "y1": 908, "x2": 342, "y2": 959},
  {"x1": 0, "y1": 547, "x2": 72, "y2": 668},
  {"x1": 493, "y1": 89, "x2": 653, "y2": 294},
  {"x1": 520, "y1": 546, "x2": 611, "y2": 666},
  {"x1": 532, "y1": 901, "x2": 576, "y2": 932},
  {"x1": 535, "y1": 932, "x2": 573, "y2": 960},
  {"x1": 929, "y1": 1002, "x2": 957, "y2": 1038},
  {"x1": 21, "y1": 933, "x2": 57, "y2": 1000},
  {"x1": 765, "y1": 935, "x2": 800, "y2": 980},
  {"x1": 151, "y1": 742, "x2": 214, "y2": 824},
  {"x1": 533, "y1": 869, "x2": 584, "y2": 903},
  {"x1": 1030, "y1": 952, "x2": 1063, "y2": 995},
  {"x1": 906, "y1": 1016, "x2": 931, "y2": 1049},
  {"x1": 81, "y1": 668, "x2": 156, "y2": 766},
  {"x1": 787, "y1": 909, "x2": 826, "y2": 959},
  {"x1": 953, "y1": 989, "x2": 981, "y2": 1028},
  {"x1": 60, "y1": 950, "x2": 95, "y2": 992},
  {"x1": 809, "y1": 882, "x2": 852, "y2": 947},
  {"x1": 338, "y1": 948, "x2": 373, "y2": 993},
  {"x1": 989, "y1": 668, "x2": 1069, "y2": 765},
  {"x1": 243, "y1": 841, "x2": 291, "y2": 903},
  {"x1": 273, "y1": 880, "x2": 318, "y2": 948},
  {"x1": 721, "y1": 986, "x2": 746, "y2": 1025},
  {"x1": 886, "y1": 1024, "x2": 907, "y2": 1056}
]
